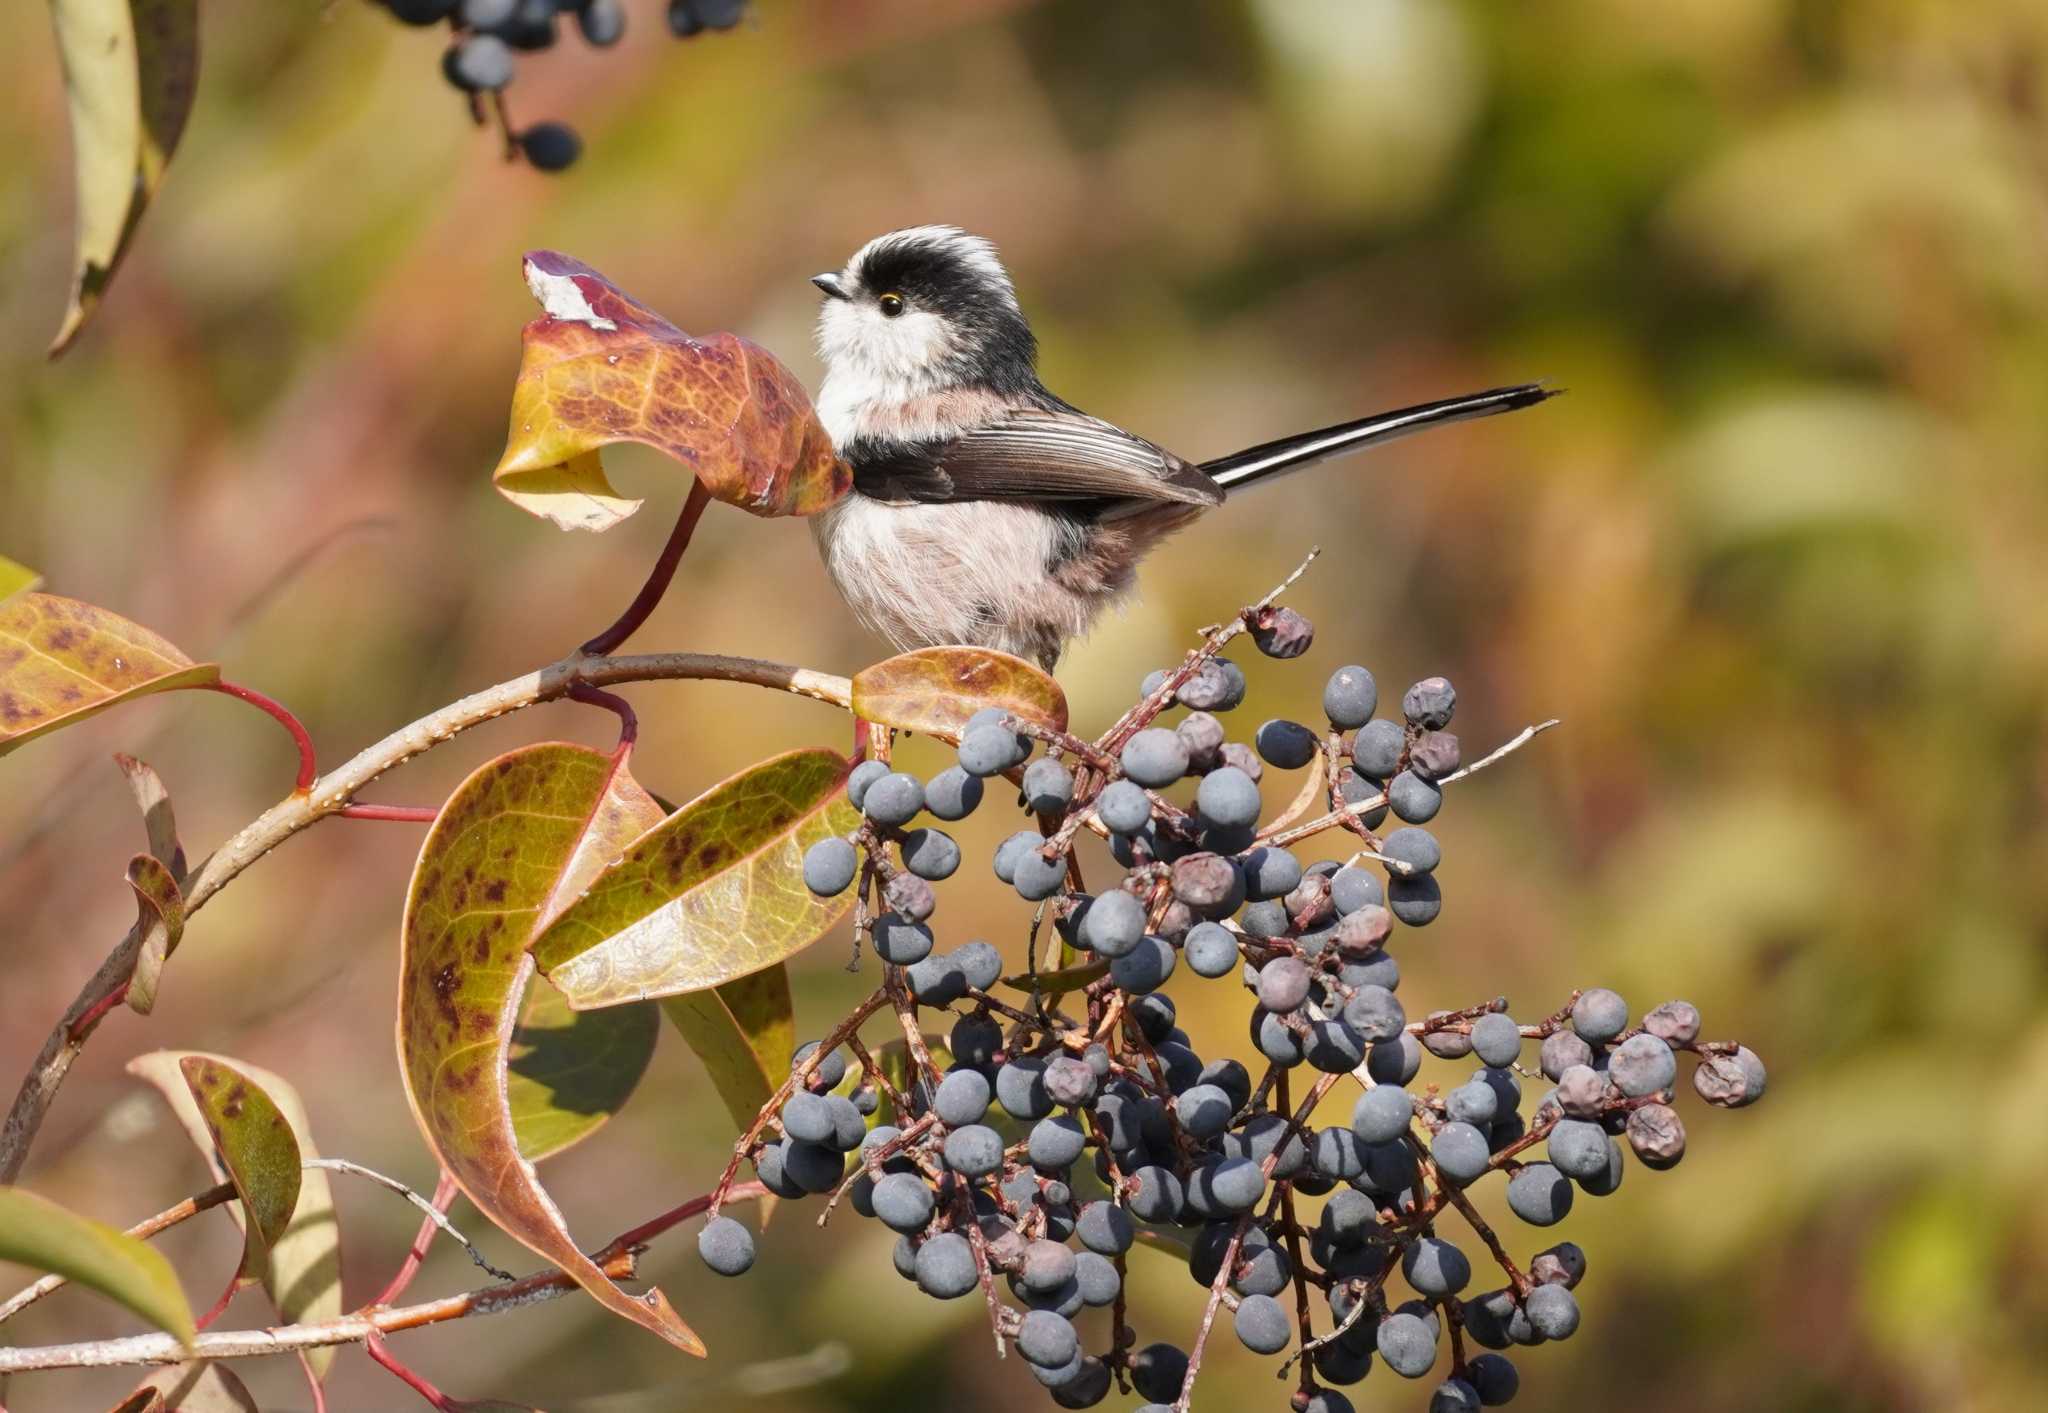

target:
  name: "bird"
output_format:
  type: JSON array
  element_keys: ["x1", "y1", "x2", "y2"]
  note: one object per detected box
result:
[{"x1": 807, "y1": 225, "x2": 1552, "y2": 670}]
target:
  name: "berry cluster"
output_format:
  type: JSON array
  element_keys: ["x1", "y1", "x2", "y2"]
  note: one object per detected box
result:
[
  {"x1": 696, "y1": 566, "x2": 1767, "y2": 1411},
  {"x1": 374, "y1": 0, "x2": 748, "y2": 171}
]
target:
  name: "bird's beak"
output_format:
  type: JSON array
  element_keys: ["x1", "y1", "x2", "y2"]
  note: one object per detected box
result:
[{"x1": 811, "y1": 272, "x2": 849, "y2": 300}]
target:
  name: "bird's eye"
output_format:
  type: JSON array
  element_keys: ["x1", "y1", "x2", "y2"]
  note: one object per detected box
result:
[{"x1": 878, "y1": 292, "x2": 905, "y2": 318}]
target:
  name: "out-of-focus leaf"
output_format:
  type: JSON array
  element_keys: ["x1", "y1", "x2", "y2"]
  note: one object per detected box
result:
[
  {"x1": 532, "y1": 749, "x2": 859, "y2": 1010},
  {"x1": 850, "y1": 646, "x2": 1070, "y2": 740},
  {"x1": 0, "y1": 1188, "x2": 194, "y2": 1347},
  {"x1": 118, "y1": 1362, "x2": 259, "y2": 1413},
  {"x1": 509, "y1": 981, "x2": 660, "y2": 1163},
  {"x1": 1001, "y1": 961, "x2": 1108, "y2": 997},
  {"x1": 122, "y1": 852, "x2": 183, "y2": 1015},
  {"x1": 176, "y1": 1056, "x2": 301, "y2": 1287},
  {"x1": 116, "y1": 753, "x2": 185, "y2": 877},
  {"x1": 0, "y1": 554, "x2": 40, "y2": 603},
  {"x1": 47, "y1": 0, "x2": 199, "y2": 356},
  {"x1": 493, "y1": 250, "x2": 849, "y2": 532},
  {"x1": 126, "y1": 1051, "x2": 342, "y2": 1375},
  {"x1": 0, "y1": 593, "x2": 217, "y2": 757},
  {"x1": 658, "y1": 964, "x2": 794, "y2": 1135},
  {"x1": 398, "y1": 742, "x2": 706, "y2": 1356}
]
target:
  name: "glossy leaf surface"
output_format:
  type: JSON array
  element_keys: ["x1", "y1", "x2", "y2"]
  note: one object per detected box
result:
[{"x1": 532, "y1": 749, "x2": 858, "y2": 1009}]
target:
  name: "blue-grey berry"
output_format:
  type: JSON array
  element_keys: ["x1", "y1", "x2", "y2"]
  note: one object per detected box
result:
[
  {"x1": 872, "y1": 912, "x2": 934, "y2": 966},
  {"x1": 900, "y1": 827, "x2": 960, "y2": 881},
  {"x1": 923, "y1": 764, "x2": 983, "y2": 820},
  {"x1": 1431, "y1": 1121, "x2": 1491, "y2": 1185},
  {"x1": 1109, "y1": 935, "x2": 1176, "y2": 994},
  {"x1": 1388, "y1": 873, "x2": 1442, "y2": 925},
  {"x1": 1323, "y1": 666, "x2": 1378, "y2": 729},
  {"x1": 1387, "y1": 770, "x2": 1442, "y2": 823},
  {"x1": 1524, "y1": 1282, "x2": 1579, "y2": 1340},
  {"x1": 1095, "y1": 779, "x2": 1152, "y2": 834},
  {"x1": 1120, "y1": 728, "x2": 1190, "y2": 788},
  {"x1": 1351, "y1": 1085, "x2": 1413, "y2": 1144},
  {"x1": 1382, "y1": 826, "x2": 1441, "y2": 875},
  {"x1": 1184, "y1": 921, "x2": 1239, "y2": 977},
  {"x1": 942, "y1": 1124, "x2": 1004, "y2": 1178},
  {"x1": 862, "y1": 772, "x2": 924, "y2": 827},
  {"x1": 1255, "y1": 718, "x2": 1319, "y2": 769},
  {"x1": 1470, "y1": 1012, "x2": 1522, "y2": 1067},
  {"x1": 846, "y1": 759, "x2": 890, "y2": 810},
  {"x1": 933, "y1": 1068, "x2": 991, "y2": 1127},
  {"x1": 914, "y1": 1231, "x2": 977, "y2": 1298},
  {"x1": 802, "y1": 836, "x2": 858, "y2": 897},
  {"x1": 1079, "y1": 889, "x2": 1146, "y2": 957},
  {"x1": 1352, "y1": 719, "x2": 1405, "y2": 778},
  {"x1": 1506, "y1": 1162, "x2": 1573, "y2": 1226},
  {"x1": 1194, "y1": 766, "x2": 1261, "y2": 830},
  {"x1": 696, "y1": 1216, "x2": 754, "y2": 1276},
  {"x1": 1234, "y1": 1292, "x2": 1291, "y2": 1354},
  {"x1": 1022, "y1": 757, "x2": 1076, "y2": 814}
]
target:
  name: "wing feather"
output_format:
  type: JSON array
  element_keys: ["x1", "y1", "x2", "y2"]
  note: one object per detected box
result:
[{"x1": 848, "y1": 407, "x2": 1224, "y2": 509}]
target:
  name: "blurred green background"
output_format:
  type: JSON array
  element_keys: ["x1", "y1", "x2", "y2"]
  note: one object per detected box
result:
[{"x1": 4, "y1": 1, "x2": 2046, "y2": 1409}]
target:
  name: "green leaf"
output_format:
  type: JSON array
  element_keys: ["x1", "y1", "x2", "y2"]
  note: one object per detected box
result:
[
  {"x1": 851, "y1": 646, "x2": 1070, "y2": 741},
  {"x1": 509, "y1": 981, "x2": 660, "y2": 1163},
  {"x1": 126, "y1": 1051, "x2": 342, "y2": 1375},
  {"x1": 116, "y1": 1361, "x2": 259, "y2": 1412},
  {"x1": 0, "y1": 592, "x2": 218, "y2": 757},
  {"x1": 658, "y1": 963, "x2": 794, "y2": 1135},
  {"x1": 47, "y1": 0, "x2": 199, "y2": 356},
  {"x1": 122, "y1": 852, "x2": 183, "y2": 1016},
  {"x1": 532, "y1": 748, "x2": 860, "y2": 1010},
  {"x1": 0, "y1": 554, "x2": 40, "y2": 604},
  {"x1": 0, "y1": 1187, "x2": 194, "y2": 1347},
  {"x1": 398, "y1": 742, "x2": 706, "y2": 1356},
  {"x1": 176, "y1": 1056, "x2": 301, "y2": 1287}
]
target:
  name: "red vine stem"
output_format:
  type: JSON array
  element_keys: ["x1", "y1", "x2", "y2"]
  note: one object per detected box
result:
[
  {"x1": 208, "y1": 679, "x2": 317, "y2": 791},
  {"x1": 366, "y1": 1171, "x2": 461, "y2": 1311},
  {"x1": 579, "y1": 478, "x2": 715, "y2": 656}
]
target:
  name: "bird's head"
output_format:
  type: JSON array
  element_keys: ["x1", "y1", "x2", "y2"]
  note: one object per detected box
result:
[{"x1": 812, "y1": 226, "x2": 1039, "y2": 401}]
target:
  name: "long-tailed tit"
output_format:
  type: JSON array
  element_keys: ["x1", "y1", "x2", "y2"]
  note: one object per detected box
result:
[{"x1": 809, "y1": 226, "x2": 1551, "y2": 669}]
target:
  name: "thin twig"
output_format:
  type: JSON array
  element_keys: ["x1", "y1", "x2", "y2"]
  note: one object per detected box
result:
[
  {"x1": 366, "y1": 1171, "x2": 460, "y2": 1311},
  {"x1": 306, "y1": 1160, "x2": 513, "y2": 1283}
]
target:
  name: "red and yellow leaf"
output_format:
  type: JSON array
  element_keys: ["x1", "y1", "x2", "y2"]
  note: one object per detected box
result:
[
  {"x1": 397, "y1": 743, "x2": 704, "y2": 1355},
  {"x1": 493, "y1": 251, "x2": 849, "y2": 532},
  {"x1": 0, "y1": 592, "x2": 217, "y2": 757},
  {"x1": 850, "y1": 646, "x2": 1069, "y2": 741}
]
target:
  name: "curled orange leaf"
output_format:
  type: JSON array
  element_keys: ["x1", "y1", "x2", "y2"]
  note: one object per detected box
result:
[{"x1": 493, "y1": 251, "x2": 849, "y2": 532}]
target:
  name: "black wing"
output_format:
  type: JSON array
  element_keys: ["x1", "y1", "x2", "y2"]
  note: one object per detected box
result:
[{"x1": 847, "y1": 406, "x2": 1225, "y2": 512}]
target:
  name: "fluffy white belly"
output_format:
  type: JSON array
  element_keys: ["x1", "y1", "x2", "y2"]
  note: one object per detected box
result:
[{"x1": 812, "y1": 495, "x2": 1099, "y2": 664}]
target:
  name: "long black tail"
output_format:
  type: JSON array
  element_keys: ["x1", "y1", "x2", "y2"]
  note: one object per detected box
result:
[{"x1": 1200, "y1": 383, "x2": 1556, "y2": 494}]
